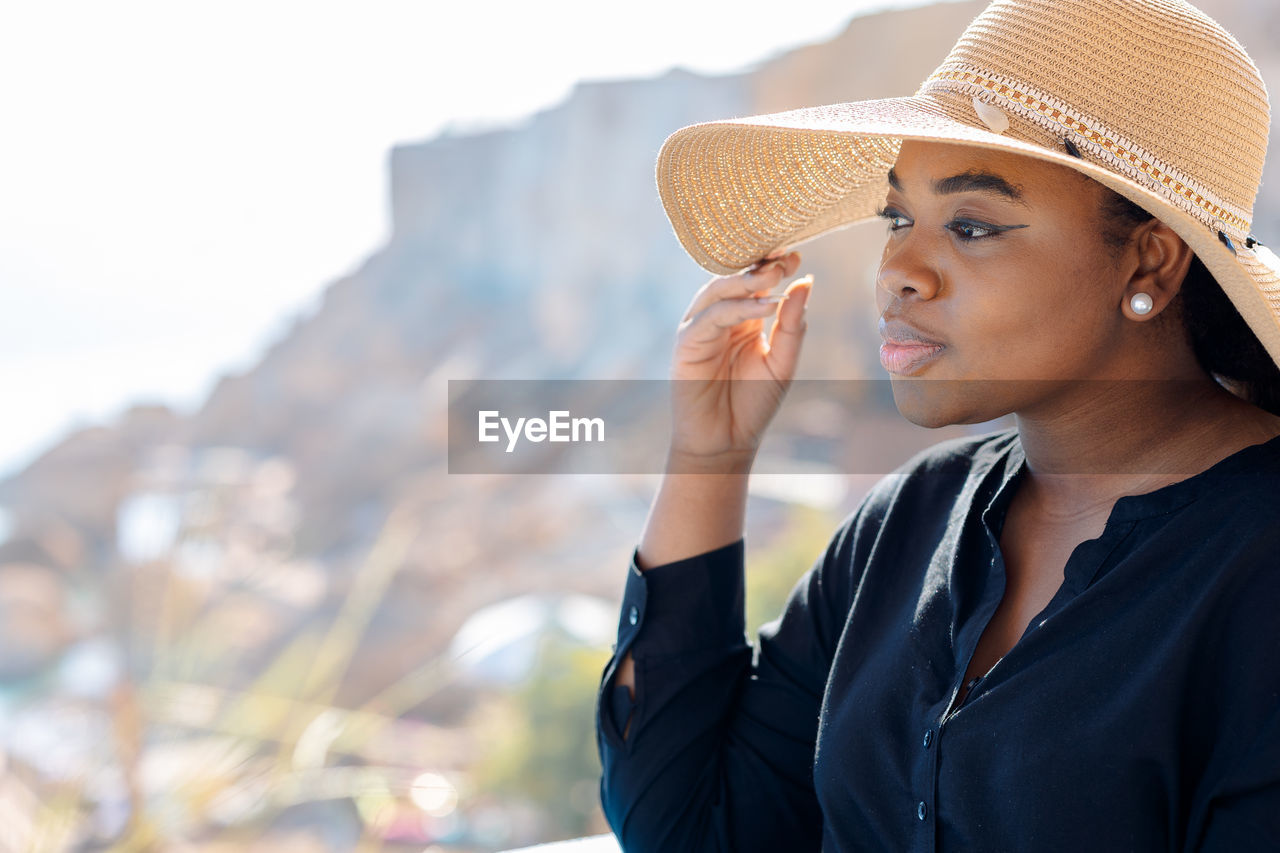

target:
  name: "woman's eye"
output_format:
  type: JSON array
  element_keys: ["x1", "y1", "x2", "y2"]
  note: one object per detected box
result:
[
  {"x1": 949, "y1": 221, "x2": 998, "y2": 241},
  {"x1": 875, "y1": 206, "x2": 1004, "y2": 242},
  {"x1": 875, "y1": 206, "x2": 911, "y2": 231}
]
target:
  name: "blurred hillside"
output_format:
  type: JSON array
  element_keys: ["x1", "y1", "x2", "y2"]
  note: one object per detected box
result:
[
  {"x1": 0, "y1": 0, "x2": 994, "y2": 678},
  {"x1": 1, "y1": 0, "x2": 1278, "y2": 848}
]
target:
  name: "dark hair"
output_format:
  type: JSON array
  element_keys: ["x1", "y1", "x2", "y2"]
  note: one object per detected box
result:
[{"x1": 1098, "y1": 188, "x2": 1280, "y2": 415}]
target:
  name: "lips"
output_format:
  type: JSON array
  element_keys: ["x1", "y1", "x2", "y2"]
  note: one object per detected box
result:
[{"x1": 878, "y1": 317, "x2": 945, "y2": 376}]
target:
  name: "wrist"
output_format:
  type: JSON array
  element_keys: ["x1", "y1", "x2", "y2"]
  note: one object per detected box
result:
[{"x1": 664, "y1": 446, "x2": 757, "y2": 475}]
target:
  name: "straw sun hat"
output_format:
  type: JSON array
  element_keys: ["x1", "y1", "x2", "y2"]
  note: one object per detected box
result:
[{"x1": 655, "y1": 0, "x2": 1280, "y2": 366}]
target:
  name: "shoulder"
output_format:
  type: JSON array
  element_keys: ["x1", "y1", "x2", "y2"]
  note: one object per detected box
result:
[
  {"x1": 1186, "y1": 459, "x2": 1280, "y2": 745},
  {"x1": 1181, "y1": 434, "x2": 1280, "y2": 548},
  {"x1": 1193, "y1": 473, "x2": 1280, "y2": 602},
  {"x1": 826, "y1": 425, "x2": 1018, "y2": 550},
  {"x1": 892, "y1": 425, "x2": 1019, "y2": 479},
  {"x1": 1159, "y1": 440, "x2": 1280, "y2": 661}
]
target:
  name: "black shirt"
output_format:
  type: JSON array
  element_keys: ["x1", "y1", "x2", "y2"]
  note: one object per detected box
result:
[{"x1": 595, "y1": 427, "x2": 1280, "y2": 851}]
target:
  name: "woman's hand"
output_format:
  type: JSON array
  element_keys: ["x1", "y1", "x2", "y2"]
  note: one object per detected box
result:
[{"x1": 667, "y1": 251, "x2": 813, "y2": 470}]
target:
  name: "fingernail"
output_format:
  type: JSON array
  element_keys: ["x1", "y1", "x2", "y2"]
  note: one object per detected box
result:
[
  {"x1": 755, "y1": 295, "x2": 783, "y2": 304},
  {"x1": 793, "y1": 275, "x2": 813, "y2": 308}
]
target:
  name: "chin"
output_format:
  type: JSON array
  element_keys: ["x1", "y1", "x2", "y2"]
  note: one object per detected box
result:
[{"x1": 888, "y1": 377, "x2": 1011, "y2": 428}]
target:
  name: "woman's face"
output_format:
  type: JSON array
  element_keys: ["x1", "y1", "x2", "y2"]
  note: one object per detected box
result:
[{"x1": 874, "y1": 139, "x2": 1136, "y2": 427}]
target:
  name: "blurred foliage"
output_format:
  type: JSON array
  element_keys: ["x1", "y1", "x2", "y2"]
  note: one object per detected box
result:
[
  {"x1": 470, "y1": 633, "x2": 612, "y2": 842},
  {"x1": 462, "y1": 502, "x2": 844, "y2": 848},
  {"x1": 746, "y1": 504, "x2": 844, "y2": 647},
  {"x1": 0, "y1": 489, "x2": 843, "y2": 850}
]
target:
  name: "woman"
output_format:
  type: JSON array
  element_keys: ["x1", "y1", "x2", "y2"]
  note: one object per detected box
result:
[{"x1": 596, "y1": 0, "x2": 1280, "y2": 850}]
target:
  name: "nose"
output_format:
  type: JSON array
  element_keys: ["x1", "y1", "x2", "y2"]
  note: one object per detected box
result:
[{"x1": 875, "y1": 232, "x2": 942, "y2": 302}]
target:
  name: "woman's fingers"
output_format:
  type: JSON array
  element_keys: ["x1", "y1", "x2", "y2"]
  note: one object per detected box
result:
[
  {"x1": 762, "y1": 275, "x2": 813, "y2": 378},
  {"x1": 680, "y1": 251, "x2": 801, "y2": 324},
  {"x1": 665, "y1": 254, "x2": 811, "y2": 459},
  {"x1": 680, "y1": 295, "x2": 782, "y2": 347}
]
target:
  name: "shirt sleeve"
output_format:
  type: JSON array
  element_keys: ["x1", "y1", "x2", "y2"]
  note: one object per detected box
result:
[{"x1": 594, "y1": 506, "x2": 871, "y2": 852}]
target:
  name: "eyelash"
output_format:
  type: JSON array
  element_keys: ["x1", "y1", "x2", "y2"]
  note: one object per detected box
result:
[{"x1": 874, "y1": 206, "x2": 1001, "y2": 242}]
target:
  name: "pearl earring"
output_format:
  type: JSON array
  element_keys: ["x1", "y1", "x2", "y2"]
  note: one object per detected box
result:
[{"x1": 1130, "y1": 292, "x2": 1154, "y2": 315}]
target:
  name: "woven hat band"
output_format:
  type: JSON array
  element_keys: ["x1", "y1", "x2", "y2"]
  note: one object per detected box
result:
[
  {"x1": 946, "y1": 0, "x2": 1270, "y2": 230},
  {"x1": 919, "y1": 66, "x2": 1254, "y2": 242}
]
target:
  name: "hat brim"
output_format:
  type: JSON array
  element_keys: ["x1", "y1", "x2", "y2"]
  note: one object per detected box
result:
[{"x1": 656, "y1": 92, "x2": 1280, "y2": 366}]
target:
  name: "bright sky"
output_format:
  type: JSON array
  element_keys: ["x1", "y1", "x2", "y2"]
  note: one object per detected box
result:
[{"x1": 0, "y1": 0, "x2": 956, "y2": 480}]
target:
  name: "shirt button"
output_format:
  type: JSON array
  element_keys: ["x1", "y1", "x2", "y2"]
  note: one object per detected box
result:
[
  {"x1": 628, "y1": 605, "x2": 639, "y2": 626},
  {"x1": 917, "y1": 801, "x2": 928, "y2": 821},
  {"x1": 922, "y1": 729, "x2": 933, "y2": 748}
]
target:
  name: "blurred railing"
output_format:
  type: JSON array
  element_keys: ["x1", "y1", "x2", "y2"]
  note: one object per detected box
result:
[{"x1": 503, "y1": 832, "x2": 621, "y2": 851}]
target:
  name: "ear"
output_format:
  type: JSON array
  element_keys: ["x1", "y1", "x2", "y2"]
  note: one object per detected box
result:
[{"x1": 1123, "y1": 219, "x2": 1194, "y2": 321}]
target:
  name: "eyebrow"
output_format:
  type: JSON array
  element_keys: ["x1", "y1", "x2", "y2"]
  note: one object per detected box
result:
[{"x1": 887, "y1": 166, "x2": 1028, "y2": 206}]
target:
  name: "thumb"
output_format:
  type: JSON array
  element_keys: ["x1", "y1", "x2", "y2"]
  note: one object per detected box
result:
[{"x1": 763, "y1": 276, "x2": 812, "y2": 379}]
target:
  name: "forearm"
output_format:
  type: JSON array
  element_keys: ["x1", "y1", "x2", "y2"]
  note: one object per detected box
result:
[{"x1": 614, "y1": 450, "x2": 752, "y2": 719}]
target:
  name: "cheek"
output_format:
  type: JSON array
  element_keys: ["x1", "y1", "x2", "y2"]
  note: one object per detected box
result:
[{"x1": 950, "y1": 258, "x2": 1106, "y2": 366}]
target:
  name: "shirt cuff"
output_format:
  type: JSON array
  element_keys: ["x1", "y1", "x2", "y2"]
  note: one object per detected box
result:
[
  {"x1": 599, "y1": 536, "x2": 749, "y2": 751},
  {"x1": 611, "y1": 537, "x2": 747, "y2": 662}
]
